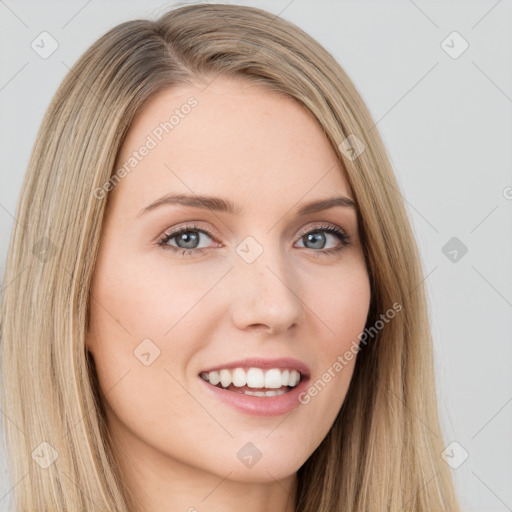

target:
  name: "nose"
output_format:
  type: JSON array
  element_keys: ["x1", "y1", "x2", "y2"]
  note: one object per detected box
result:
[{"x1": 229, "y1": 243, "x2": 305, "y2": 334}]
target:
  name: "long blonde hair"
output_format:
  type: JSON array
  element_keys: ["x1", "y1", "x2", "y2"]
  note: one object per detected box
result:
[{"x1": 0, "y1": 3, "x2": 460, "y2": 511}]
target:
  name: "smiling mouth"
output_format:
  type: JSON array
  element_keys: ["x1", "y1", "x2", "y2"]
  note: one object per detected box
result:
[{"x1": 199, "y1": 367, "x2": 303, "y2": 397}]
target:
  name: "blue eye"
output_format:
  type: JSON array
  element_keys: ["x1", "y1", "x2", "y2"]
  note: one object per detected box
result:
[
  {"x1": 157, "y1": 222, "x2": 351, "y2": 257},
  {"x1": 295, "y1": 225, "x2": 350, "y2": 253},
  {"x1": 157, "y1": 222, "x2": 217, "y2": 256}
]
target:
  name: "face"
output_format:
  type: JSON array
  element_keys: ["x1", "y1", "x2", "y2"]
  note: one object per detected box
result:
[{"x1": 87, "y1": 76, "x2": 371, "y2": 488}]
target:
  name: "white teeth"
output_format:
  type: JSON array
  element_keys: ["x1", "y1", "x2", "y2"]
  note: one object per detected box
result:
[
  {"x1": 232, "y1": 367, "x2": 247, "y2": 387},
  {"x1": 220, "y1": 369, "x2": 231, "y2": 388},
  {"x1": 200, "y1": 367, "x2": 303, "y2": 390},
  {"x1": 264, "y1": 368, "x2": 283, "y2": 389},
  {"x1": 242, "y1": 389, "x2": 287, "y2": 397},
  {"x1": 289, "y1": 370, "x2": 300, "y2": 387},
  {"x1": 209, "y1": 370, "x2": 220, "y2": 386},
  {"x1": 246, "y1": 368, "x2": 265, "y2": 388}
]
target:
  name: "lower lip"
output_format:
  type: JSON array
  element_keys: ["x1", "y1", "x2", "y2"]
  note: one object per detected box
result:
[{"x1": 199, "y1": 376, "x2": 310, "y2": 417}]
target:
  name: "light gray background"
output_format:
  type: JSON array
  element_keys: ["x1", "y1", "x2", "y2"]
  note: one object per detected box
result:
[{"x1": 1, "y1": 1, "x2": 511, "y2": 511}]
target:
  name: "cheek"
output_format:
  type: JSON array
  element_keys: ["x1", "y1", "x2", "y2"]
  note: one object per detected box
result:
[
  {"x1": 309, "y1": 260, "x2": 371, "y2": 348},
  {"x1": 297, "y1": 261, "x2": 370, "y2": 427},
  {"x1": 86, "y1": 252, "x2": 231, "y2": 418},
  {"x1": 87, "y1": 256, "x2": 213, "y2": 460},
  {"x1": 90, "y1": 249, "x2": 231, "y2": 342}
]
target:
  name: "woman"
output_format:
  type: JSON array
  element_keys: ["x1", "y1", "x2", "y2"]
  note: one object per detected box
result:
[{"x1": 0, "y1": 3, "x2": 461, "y2": 511}]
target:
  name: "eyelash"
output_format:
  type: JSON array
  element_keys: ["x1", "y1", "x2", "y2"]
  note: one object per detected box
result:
[{"x1": 156, "y1": 222, "x2": 351, "y2": 257}]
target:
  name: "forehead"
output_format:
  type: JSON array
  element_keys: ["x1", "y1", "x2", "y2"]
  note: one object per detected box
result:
[{"x1": 111, "y1": 76, "x2": 353, "y2": 214}]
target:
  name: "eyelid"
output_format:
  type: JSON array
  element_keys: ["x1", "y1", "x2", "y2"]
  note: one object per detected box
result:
[
  {"x1": 157, "y1": 221, "x2": 220, "y2": 247},
  {"x1": 295, "y1": 221, "x2": 347, "y2": 238},
  {"x1": 159, "y1": 221, "x2": 216, "y2": 240}
]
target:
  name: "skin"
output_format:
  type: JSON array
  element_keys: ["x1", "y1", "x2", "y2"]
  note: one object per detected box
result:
[{"x1": 86, "y1": 75, "x2": 371, "y2": 512}]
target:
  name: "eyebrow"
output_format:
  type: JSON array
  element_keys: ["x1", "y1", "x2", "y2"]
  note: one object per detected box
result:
[{"x1": 136, "y1": 193, "x2": 356, "y2": 218}]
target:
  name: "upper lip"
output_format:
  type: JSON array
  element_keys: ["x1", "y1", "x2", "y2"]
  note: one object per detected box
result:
[{"x1": 200, "y1": 357, "x2": 311, "y2": 378}]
